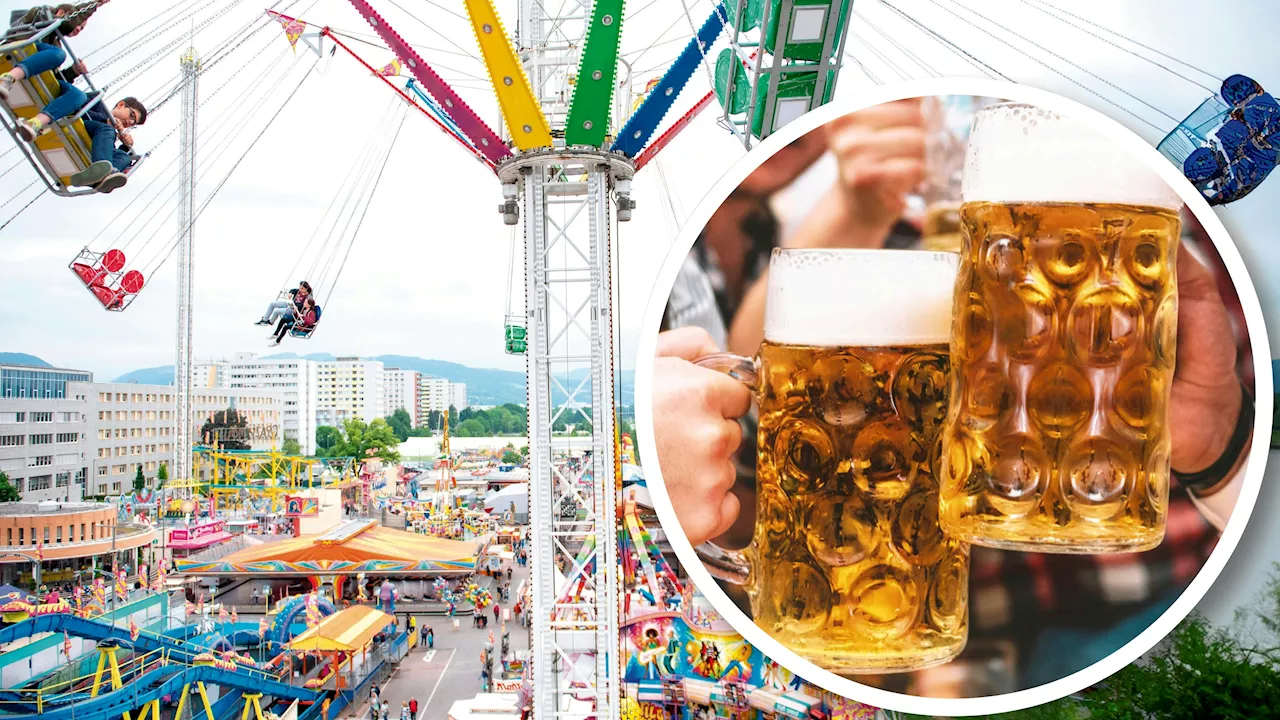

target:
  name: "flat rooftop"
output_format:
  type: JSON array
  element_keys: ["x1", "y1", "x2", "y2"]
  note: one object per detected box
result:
[{"x1": 0, "y1": 501, "x2": 108, "y2": 516}]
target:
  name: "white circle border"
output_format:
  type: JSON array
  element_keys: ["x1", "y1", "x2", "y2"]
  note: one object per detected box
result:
[{"x1": 633, "y1": 77, "x2": 1274, "y2": 716}]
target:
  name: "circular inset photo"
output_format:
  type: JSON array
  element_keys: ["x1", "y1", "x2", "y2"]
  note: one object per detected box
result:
[{"x1": 634, "y1": 80, "x2": 1271, "y2": 715}]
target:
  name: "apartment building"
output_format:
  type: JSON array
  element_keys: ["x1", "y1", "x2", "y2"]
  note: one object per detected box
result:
[
  {"x1": 191, "y1": 360, "x2": 230, "y2": 389},
  {"x1": 315, "y1": 357, "x2": 384, "y2": 428},
  {"x1": 417, "y1": 376, "x2": 468, "y2": 420},
  {"x1": 384, "y1": 368, "x2": 420, "y2": 427},
  {"x1": 217, "y1": 354, "x2": 318, "y2": 455},
  {"x1": 0, "y1": 364, "x2": 92, "y2": 502}
]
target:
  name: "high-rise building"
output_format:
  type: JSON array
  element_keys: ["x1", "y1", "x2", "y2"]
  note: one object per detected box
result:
[
  {"x1": 315, "y1": 358, "x2": 384, "y2": 428},
  {"x1": 222, "y1": 353, "x2": 318, "y2": 455},
  {"x1": 450, "y1": 383, "x2": 468, "y2": 411},
  {"x1": 384, "y1": 369, "x2": 421, "y2": 427},
  {"x1": 0, "y1": 364, "x2": 93, "y2": 502}
]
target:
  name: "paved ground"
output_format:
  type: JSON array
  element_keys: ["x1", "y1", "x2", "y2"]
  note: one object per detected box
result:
[{"x1": 339, "y1": 558, "x2": 530, "y2": 720}]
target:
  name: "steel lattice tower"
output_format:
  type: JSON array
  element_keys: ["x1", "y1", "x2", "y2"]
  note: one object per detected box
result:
[
  {"x1": 514, "y1": 2, "x2": 625, "y2": 718},
  {"x1": 174, "y1": 46, "x2": 199, "y2": 482}
]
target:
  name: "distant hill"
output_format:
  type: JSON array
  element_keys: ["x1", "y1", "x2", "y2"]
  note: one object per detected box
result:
[
  {"x1": 0, "y1": 352, "x2": 52, "y2": 368},
  {"x1": 114, "y1": 366, "x2": 175, "y2": 386},
  {"x1": 115, "y1": 354, "x2": 634, "y2": 405}
]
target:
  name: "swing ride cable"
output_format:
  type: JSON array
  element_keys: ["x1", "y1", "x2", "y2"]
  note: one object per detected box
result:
[
  {"x1": 85, "y1": 0, "x2": 210, "y2": 66},
  {"x1": 86, "y1": 39, "x2": 300, "y2": 257},
  {"x1": 851, "y1": 28, "x2": 909, "y2": 81},
  {"x1": 147, "y1": 0, "x2": 314, "y2": 112},
  {"x1": 945, "y1": 0, "x2": 1180, "y2": 127},
  {"x1": 382, "y1": 0, "x2": 484, "y2": 66},
  {"x1": 303, "y1": 101, "x2": 397, "y2": 287},
  {"x1": 101, "y1": 0, "x2": 249, "y2": 90},
  {"x1": 92, "y1": 35, "x2": 304, "y2": 256},
  {"x1": 843, "y1": 51, "x2": 882, "y2": 85},
  {"x1": 310, "y1": 118, "x2": 395, "y2": 291},
  {"x1": 323, "y1": 27, "x2": 477, "y2": 62},
  {"x1": 1027, "y1": 0, "x2": 1222, "y2": 84},
  {"x1": 855, "y1": 9, "x2": 939, "y2": 77},
  {"x1": 879, "y1": 0, "x2": 1008, "y2": 80},
  {"x1": 916, "y1": 0, "x2": 1166, "y2": 132},
  {"x1": 128, "y1": 53, "x2": 315, "y2": 268},
  {"x1": 87, "y1": 0, "x2": 214, "y2": 67},
  {"x1": 143, "y1": 54, "x2": 320, "y2": 275},
  {"x1": 279, "y1": 96, "x2": 399, "y2": 293},
  {"x1": 312, "y1": 102, "x2": 410, "y2": 310},
  {"x1": 0, "y1": 184, "x2": 46, "y2": 234}
]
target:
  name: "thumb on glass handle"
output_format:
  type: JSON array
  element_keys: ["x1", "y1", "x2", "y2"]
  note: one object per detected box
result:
[{"x1": 689, "y1": 351, "x2": 759, "y2": 586}]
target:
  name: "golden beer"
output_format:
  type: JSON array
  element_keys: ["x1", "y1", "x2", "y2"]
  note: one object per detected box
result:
[
  {"x1": 939, "y1": 104, "x2": 1182, "y2": 553},
  {"x1": 695, "y1": 249, "x2": 967, "y2": 674},
  {"x1": 752, "y1": 340, "x2": 968, "y2": 673}
]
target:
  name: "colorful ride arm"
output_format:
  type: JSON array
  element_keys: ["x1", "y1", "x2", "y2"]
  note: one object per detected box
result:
[
  {"x1": 612, "y1": 4, "x2": 727, "y2": 157},
  {"x1": 565, "y1": 0, "x2": 627, "y2": 147},
  {"x1": 344, "y1": 0, "x2": 511, "y2": 164},
  {"x1": 463, "y1": 0, "x2": 552, "y2": 150}
]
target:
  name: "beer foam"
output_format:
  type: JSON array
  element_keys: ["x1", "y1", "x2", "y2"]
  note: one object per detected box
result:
[
  {"x1": 962, "y1": 103, "x2": 1182, "y2": 208},
  {"x1": 764, "y1": 249, "x2": 957, "y2": 347}
]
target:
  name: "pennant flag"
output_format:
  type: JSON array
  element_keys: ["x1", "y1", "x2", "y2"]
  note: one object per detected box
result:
[
  {"x1": 197, "y1": 595, "x2": 205, "y2": 615},
  {"x1": 265, "y1": 9, "x2": 307, "y2": 53},
  {"x1": 114, "y1": 570, "x2": 127, "y2": 601},
  {"x1": 62, "y1": 631, "x2": 72, "y2": 659},
  {"x1": 185, "y1": 601, "x2": 195, "y2": 615},
  {"x1": 230, "y1": 608, "x2": 238, "y2": 624},
  {"x1": 219, "y1": 605, "x2": 228, "y2": 620},
  {"x1": 35, "y1": 537, "x2": 43, "y2": 562},
  {"x1": 154, "y1": 565, "x2": 166, "y2": 593},
  {"x1": 375, "y1": 58, "x2": 402, "y2": 78},
  {"x1": 138, "y1": 564, "x2": 148, "y2": 588},
  {"x1": 73, "y1": 586, "x2": 83, "y2": 608},
  {"x1": 259, "y1": 615, "x2": 270, "y2": 635},
  {"x1": 128, "y1": 617, "x2": 139, "y2": 642}
]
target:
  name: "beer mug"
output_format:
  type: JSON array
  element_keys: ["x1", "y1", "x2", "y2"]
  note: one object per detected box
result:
[
  {"x1": 694, "y1": 248, "x2": 968, "y2": 674},
  {"x1": 939, "y1": 104, "x2": 1183, "y2": 553}
]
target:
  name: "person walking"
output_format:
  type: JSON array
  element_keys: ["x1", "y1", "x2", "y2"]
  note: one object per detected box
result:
[
  {"x1": 408, "y1": 698, "x2": 418, "y2": 718},
  {"x1": 426, "y1": 626, "x2": 434, "y2": 649},
  {"x1": 493, "y1": 602, "x2": 500, "y2": 624}
]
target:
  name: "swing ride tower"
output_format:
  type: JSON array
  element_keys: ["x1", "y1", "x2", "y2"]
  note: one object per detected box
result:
[{"x1": 174, "y1": 45, "x2": 200, "y2": 484}]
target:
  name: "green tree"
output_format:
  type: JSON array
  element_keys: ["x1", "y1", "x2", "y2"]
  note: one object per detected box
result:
[
  {"x1": 281, "y1": 438, "x2": 303, "y2": 456},
  {"x1": 199, "y1": 408, "x2": 249, "y2": 450},
  {"x1": 330, "y1": 418, "x2": 401, "y2": 463},
  {"x1": 425, "y1": 410, "x2": 443, "y2": 432},
  {"x1": 157, "y1": 463, "x2": 168, "y2": 482},
  {"x1": 501, "y1": 450, "x2": 523, "y2": 464},
  {"x1": 456, "y1": 418, "x2": 488, "y2": 437},
  {"x1": 385, "y1": 408, "x2": 412, "y2": 442},
  {"x1": 316, "y1": 426, "x2": 342, "y2": 456},
  {"x1": 133, "y1": 465, "x2": 146, "y2": 492},
  {"x1": 0, "y1": 471, "x2": 20, "y2": 502}
]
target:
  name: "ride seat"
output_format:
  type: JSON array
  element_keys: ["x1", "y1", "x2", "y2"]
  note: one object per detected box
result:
[{"x1": 0, "y1": 43, "x2": 95, "y2": 184}]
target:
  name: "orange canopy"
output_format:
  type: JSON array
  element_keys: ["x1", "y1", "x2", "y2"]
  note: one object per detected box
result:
[
  {"x1": 289, "y1": 605, "x2": 395, "y2": 651},
  {"x1": 176, "y1": 523, "x2": 482, "y2": 575}
]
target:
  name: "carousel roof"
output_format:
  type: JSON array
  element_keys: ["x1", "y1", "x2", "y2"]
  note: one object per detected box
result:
[{"x1": 174, "y1": 520, "x2": 481, "y2": 575}]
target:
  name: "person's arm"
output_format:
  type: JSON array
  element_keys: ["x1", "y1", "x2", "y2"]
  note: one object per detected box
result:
[{"x1": 727, "y1": 101, "x2": 927, "y2": 356}]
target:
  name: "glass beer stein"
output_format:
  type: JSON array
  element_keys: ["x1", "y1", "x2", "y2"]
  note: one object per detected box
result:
[
  {"x1": 695, "y1": 248, "x2": 968, "y2": 674},
  {"x1": 939, "y1": 104, "x2": 1183, "y2": 553}
]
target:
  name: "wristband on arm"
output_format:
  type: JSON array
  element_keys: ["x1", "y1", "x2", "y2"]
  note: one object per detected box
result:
[{"x1": 1174, "y1": 382, "x2": 1254, "y2": 496}]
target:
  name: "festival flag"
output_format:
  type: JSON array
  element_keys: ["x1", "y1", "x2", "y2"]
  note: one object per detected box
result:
[
  {"x1": 138, "y1": 564, "x2": 148, "y2": 589},
  {"x1": 374, "y1": 58, "x2": 401, "y2": 78},
  {"x1": 128, "y1": 617, "x2": 139, "y2": 642},
  {"x1": 259, "y1": 615, "x2": 270, "y2": 635},
  {"x1": 35, "y1": 537, "x2": 43, "y2": 562},
  {"x1": 154, "y1": 564, "x2": 166, "y2": 593},
  {"x1": 197, "y1": 594, "x2": 205, "y2": 615},
  {"x1": 266, "y1": 10, "x2": 307, "y2": 53},
  {"x1": 230, "y1": 608, "x2": 238, "y2": 624},
  {"x1": 185, "y1": 601, "x2": 195, "y2": 615},
  {"x1": 62, "y1": 631, "x2": 72, "y2": 659},
  {"x1": 114, "y1": 570, "x2": 127, "y2": 601},
  {"x1": 304, "y1": 592, "x2": 320, "y2": 628},
  {"x1": 219, "y1": 605, "x2": 228, "y2": 621},
  {"x1": 73, "y1": 586, "x2": 83, "y2": 609}
]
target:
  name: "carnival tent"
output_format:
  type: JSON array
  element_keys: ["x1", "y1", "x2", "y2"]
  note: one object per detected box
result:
[
  {"x1": 174, "y1": 520, "x2": 481, "y2": 575},
  {"x1": 289, "y1": 605, "x2": 396, "y2": 652},
  {"x1": 484, "y1": 483, "x2": 528, "y2": 521}
]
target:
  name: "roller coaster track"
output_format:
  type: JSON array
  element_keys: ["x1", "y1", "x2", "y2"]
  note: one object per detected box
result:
[
  {"x1": 612, "y1": 4, "x2": 727, "y2": 157},
  {"x1": 0, "y1": 615, "x2": 206, "y2": 663},
  {"x1": 565, "y1": 0, "x2": 627, "y2": 147},
  {"x1": 463, "y1": 0, "x2": 552, "y2": 150},
  {"x1": 344, "y1": 0, "x2": 511, "y2": 164}
]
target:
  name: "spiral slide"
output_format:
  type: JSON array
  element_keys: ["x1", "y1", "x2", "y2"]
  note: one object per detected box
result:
[
  {"x1": 0, "y1": 614, "x2": 208, "y2": 663},
  {"x1": 0, "y1": 664, "x2": 320, "y2": 720}
]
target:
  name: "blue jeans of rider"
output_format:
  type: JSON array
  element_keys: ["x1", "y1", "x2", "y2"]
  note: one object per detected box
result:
[
  {"x1": 82, "y1": 117, "x2": 130, "y2": 171},
  {"x1": 17, "y1": 43, "x2": 88, "y2": 123}
]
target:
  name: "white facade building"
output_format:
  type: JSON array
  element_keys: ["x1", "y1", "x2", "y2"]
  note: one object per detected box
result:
[
  {"x1": 0, "y1": 365, "x2": 93, "y2": 502},
  {"x1": 384, "y1": 369, "x2": 421, "y2": 427},
  {"x1": 315, "y1": 358, "x2": 384, "y2": 428},
  {"x1": 222, "y1": 353, "x2": 318, "y2": 455},
  {"x1": 450, "y1": 383, "x2": 468, "y2": 411},
  {"x1": 416, "y1": 376, "x2": 469, "y2": 420},
  {"x1": 191, "y1": 360, "x2": 230, "y2": 389}
]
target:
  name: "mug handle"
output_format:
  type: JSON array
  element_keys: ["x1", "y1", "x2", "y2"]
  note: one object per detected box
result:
[{"x1": 689, "y1": 352, "x2": 760, "y2": 586}]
